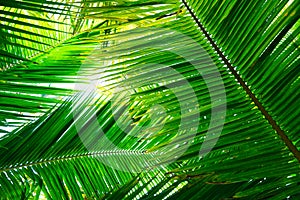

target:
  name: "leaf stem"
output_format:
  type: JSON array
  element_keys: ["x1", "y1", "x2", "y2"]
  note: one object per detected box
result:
[
  {"x1": 0, "y1": 150, "x2": 150, "y2": 173},
  {"x1": 181, "y1": 0, "x2": 300, "y2": 163}
]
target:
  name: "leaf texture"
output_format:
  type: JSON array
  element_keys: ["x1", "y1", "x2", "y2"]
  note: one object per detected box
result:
[{"x1": 0, "y1": 0, "x2": 299, "y2": 199}]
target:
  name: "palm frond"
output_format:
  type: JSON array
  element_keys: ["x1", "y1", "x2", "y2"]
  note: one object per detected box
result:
[
  {"x1": 0, "y1": 0, "x2": 299, "y2": 199},
  {"x1": 185, "y1": 0, "x2": 300, "y2": 151}
]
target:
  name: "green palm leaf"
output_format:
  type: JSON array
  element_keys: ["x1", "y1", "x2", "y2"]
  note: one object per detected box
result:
[{"x1": 0, "y1": 0, "x2": 299, "y2": 199}]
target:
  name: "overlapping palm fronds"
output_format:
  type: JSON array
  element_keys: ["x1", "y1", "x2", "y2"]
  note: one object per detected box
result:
[{"x1": 0, "y1": 0, "x2": 299, "y2": 199}]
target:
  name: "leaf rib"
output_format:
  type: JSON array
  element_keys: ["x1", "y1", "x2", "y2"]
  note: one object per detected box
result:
[
  {"x1": 0, "y1": 150, "x2": 150, "y2": 173},
  {"x1": 181, "y1": 0, "x2": 300, "y2": 163}
]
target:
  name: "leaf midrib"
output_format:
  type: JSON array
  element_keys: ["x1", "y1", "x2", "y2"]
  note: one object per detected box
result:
[
  {"x1": 0, "y1": 150, "x2": 151, "y2": 173},
  {"x1": 181, "y1": 0, "x2": 300, "y2": 163}
]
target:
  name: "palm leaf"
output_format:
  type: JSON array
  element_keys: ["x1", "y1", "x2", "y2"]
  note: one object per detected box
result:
[{"x1": 0, "y1": 0, "x2": 299, "y2": 199}]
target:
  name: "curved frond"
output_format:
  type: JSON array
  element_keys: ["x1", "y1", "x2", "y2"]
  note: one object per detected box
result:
[{"x1": 0, "y1": 0, "x2": 299, "y2": 199}]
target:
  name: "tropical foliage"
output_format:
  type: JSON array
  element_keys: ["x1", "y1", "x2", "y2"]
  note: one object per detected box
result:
[{"x1": 0, "y1": 0, "x2": 299, "y2": 199}]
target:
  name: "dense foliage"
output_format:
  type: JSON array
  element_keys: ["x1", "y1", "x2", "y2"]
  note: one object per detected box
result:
[{"x1": 0, "y1": 0, "x2": 299, "y2": 199}]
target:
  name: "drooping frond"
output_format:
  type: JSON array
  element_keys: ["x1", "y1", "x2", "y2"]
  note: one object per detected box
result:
[{"x1": 0, "y1": 0, "x2": 299, "y2": 199}]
